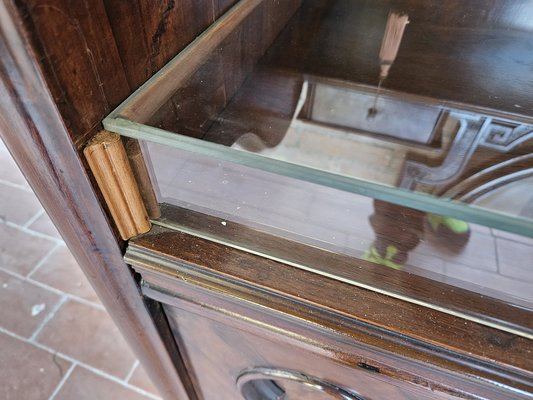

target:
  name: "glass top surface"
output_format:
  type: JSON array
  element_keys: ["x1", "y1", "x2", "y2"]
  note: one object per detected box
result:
[
  {"x1": 105, "y1": 0, "x2": 533, "y2": 237},
  {"x1": 103, "y1": 0, "x2": 533, "y2": 336}
]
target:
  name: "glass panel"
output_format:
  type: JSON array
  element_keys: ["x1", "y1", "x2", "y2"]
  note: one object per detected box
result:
[
  {"x1": 105, "y1": 0, "x2": 533, "y2": 237},
  {"x1": 103, "y1": 0, "x2": 533, "y2": 335},
  {"x1": 140, "y1": 140, "x2": 533, "y2": 335}
]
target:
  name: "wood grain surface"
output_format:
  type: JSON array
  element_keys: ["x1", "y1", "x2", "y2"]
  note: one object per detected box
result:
[
  {"x1": 155, "y1": 204, "x2": 533, "y2": 336},
  {"x1": 14, "y1": 0, "x2": 239, "y2": 147},
  {"x1": 128, "y1": 224, "x2": 533, "y2": 399},
  {"x1": 266, "y1": 0, "x2": 533, "y2": 117},
  {"x1": 4, "y1": 1, "x2": 533, "y2": 399},
  {"x1": 137, "y1": 0, "x2": 302, "y2": 133}
]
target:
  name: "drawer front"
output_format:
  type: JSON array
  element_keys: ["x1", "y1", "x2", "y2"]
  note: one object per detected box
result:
[
  {"x1": 162, "y1": 300, "x2": 459, "y2": 400},
  {"x1": 128, "y1": 227, "x2": 532, "y2": 399}
]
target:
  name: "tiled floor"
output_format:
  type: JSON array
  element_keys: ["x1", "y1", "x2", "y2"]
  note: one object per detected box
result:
[{"x1": 0, "y1": 140, "x2": 161, "y2": 399}]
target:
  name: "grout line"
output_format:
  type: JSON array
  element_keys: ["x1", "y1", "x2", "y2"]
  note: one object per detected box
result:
[
  {"x1": 125, "y1": 359, "x2": 140, "y2": 382},
  {"x1": 2, "y1": 219, "x2": 64, "y2": 244},
  {"x1": 0, "y1": 266, "x2": 105, "y2": 311},
  {"x1": 78, "y1": 364, "x2": 161, "y2": 400},
  {"x1": 0, "y1": 325, "x2": 72, "y2": 361},
  {"x1": 48, "y1": 362, "x2": 77, "y2": 400},
  {"x1": 23, "y1": 208, "x2": 45, "y2": 228},
  {"x1": 0, "y1": 327, "x2": 161, "y2": 400},
  {"x1": 29, "y1": 295, "x2": 68, "y2": 342},
  {"x1": 63, "y1": 294, "x2": 105, "y2": 311},
  {"x1": 0, "y1": 178, "x2": 33, "y2": 193},
  {"x1": 61, "y1": 294, "x2": 105, "y2": 311},
  {"x1": 26, "y1": 242, "x2": 63, "y2": 279},
  {"x1": 494, "y1": 237, "x2": 501, "y2": 274}
]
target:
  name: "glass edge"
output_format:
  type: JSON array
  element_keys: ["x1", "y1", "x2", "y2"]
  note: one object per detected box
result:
[{"x1": 103, "y1": 115, "x2": 533, "y2": 239}]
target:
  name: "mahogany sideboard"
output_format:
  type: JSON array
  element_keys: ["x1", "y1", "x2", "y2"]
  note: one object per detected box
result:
[{"x1": 1, "y1": 1, "x2": 532, "y2": 399}]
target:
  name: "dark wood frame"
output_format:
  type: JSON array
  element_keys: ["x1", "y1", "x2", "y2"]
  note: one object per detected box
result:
[
  {"x1": 127, "y1": 225, "x2": 533, "y2": 399},
  {"x1": 0, "y1": 2, "x2": 195, "y2": 399},
  {"x1": 152, "y1": 204, "x2": 533, "y2": 337}
]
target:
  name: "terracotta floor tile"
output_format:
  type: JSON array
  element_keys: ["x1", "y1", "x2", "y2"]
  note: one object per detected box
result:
[
  {"x1": 0, "y1": 145, "x2": 30, "y2": 188},
  {"x1": 493, "y1": 229, "x2": 533, "y2": 246},
  {"x1": 36, "y1": 299, "x2": 136, "y2": 378},
  {"x1": 0, "y1": 332, "x2": 71, "y2": 400},
  {"x1": 421, "y1": 231, "x2": 498, "y2": 272},
  {"x1": 0, "y1": 270, "x2": 61, "y2": 337},
  {"x1": 31, "y1": 245, "x2": 100, "y2": 303},
  {"x1": 0, "y1": 184, "x2": 42, "y2": 225},
  {"x1": 55, "y1": 366, "x2": 154, "y2": 400},
  {"x1": 129, "y1": 364, "x2": 161, "y2": 396},
  {"x1": 27, "y1": 212, "x2": 62, "y2": 239},
  {"x1": 444, "y1": 261, "x2": 533, "y2": 303},
  {"x1": 0, "y1": 223, "x2": 56, "y2": 276},
  {"x1": 407, "y1": 251, "x2": 446, "y2": 275},
  {"x1": 496, "y1": 238, "x2": 533, "y2": 283}
]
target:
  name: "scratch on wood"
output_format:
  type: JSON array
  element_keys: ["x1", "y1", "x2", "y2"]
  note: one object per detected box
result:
[{"x1": 150, "y1": 0, "x2": 175, "y2": 70}]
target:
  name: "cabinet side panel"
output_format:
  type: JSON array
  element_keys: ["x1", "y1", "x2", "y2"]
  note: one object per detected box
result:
[{"x1": 0, "y1": 2, "x2": 196, "y2": 399}]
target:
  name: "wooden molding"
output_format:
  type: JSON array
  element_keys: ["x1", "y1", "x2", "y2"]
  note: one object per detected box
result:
[
  {"x1": 124, "y1": 138, "x2": 161, "y2": 219},
  {"x1": 84, "y1": 130, "x2": 151, "y2": 239}
]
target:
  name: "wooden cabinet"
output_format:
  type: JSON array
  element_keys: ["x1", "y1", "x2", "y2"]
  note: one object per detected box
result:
[
  {"x1": 1, "y1": 1, "x2": 532, "y2": 399},
  {"x1": 124, "y1": 226, "x2": 531, "y2": 399}
]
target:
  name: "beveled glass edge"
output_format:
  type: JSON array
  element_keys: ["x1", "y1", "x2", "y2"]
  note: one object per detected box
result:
[{"x1": 103, "y1": 115, "x2": 533, "y2": 238}]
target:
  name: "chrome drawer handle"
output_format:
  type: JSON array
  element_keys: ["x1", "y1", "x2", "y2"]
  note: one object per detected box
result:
[{"x1": 237, "y1": 367, "x2": 367, "y2": 400}]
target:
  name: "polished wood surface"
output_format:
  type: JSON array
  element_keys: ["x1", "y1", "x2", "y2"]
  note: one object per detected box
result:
[
  {"x1": 267, "y1": 0, "x2": 533, "y2": 116},
  {"x1": 4, "y1": 1, "x2": 532, "y2": 399},
  {"x1": 154, "y1": 204, "x2": 533, "y2": 335},
  {"x1": 134, "y1": 0, "x2": 533, "y2": 140},
  {"x1": 205, "y1": 66, "x2": 303, "y2": 147},
  {"x1": 162, "y1": 301, "x2": 460, "y2": 399},
  {"x1": 127, "y1": 225, "x2": 533, "y2": 399},
  {"x1": 15, "y1": 0, "x2": 239, "y2": 147},
  {"x1": 143, "y1": 0, "x2": 302, "y2": 136}
]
